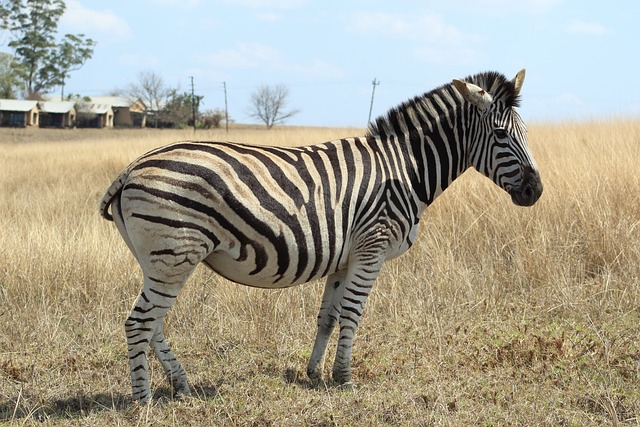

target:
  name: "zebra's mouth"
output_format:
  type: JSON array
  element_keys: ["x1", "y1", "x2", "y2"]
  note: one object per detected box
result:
[{"x1": 509, "y1": 166, "x2": 543, "y2": 207}]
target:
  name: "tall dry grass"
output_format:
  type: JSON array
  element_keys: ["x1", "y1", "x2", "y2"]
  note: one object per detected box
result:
[{"x1": 0, "y1": 122, "x2": 639, "y2": 425}]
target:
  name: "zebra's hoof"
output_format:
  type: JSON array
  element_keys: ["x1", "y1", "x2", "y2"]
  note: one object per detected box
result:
[
  {"x1": 332, "y1": 369, "x2": 351, "y2": 386},
  {"x1": 132, "y1": 396, "x2": 151, "y2": 406},
  {"x1": 173, "y1": 384, "x2": 192, "y2": 400},
  {"x1": 307, "y1": 368, "x2": 323, "y2": 382},
  {"x1": 337, "y1": 381, "x2": 356, "y2": 392}
]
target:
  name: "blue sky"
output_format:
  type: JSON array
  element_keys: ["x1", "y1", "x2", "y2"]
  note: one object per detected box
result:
[{"x1": 5, "y1": 0, "x2": 640, "y2": 127}]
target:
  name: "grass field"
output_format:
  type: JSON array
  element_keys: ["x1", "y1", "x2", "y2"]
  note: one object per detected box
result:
[{"x1": 0, "y1": 121, "x2": 639, "y2": 426}]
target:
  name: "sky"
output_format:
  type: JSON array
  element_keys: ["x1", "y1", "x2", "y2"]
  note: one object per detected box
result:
[{"x1": 3, "y1": 0, "x2": 640, "y2": 127}]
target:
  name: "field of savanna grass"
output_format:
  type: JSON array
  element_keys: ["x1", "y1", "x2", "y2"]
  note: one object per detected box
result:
[{"x1": 0, "y1": 121, "x2": 639, "y2": 426}]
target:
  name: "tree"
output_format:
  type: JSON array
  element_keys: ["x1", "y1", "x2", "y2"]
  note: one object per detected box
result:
[
  {"x1": 53, "y1": 33, "x2": 95, "y2": 99},
  {"x1": 127, "y1": 71, "x2": 170, "y2": 127},
  {"x1": 249, "y1": 84, "x2": 299, "y2": 129},
  {"x1": 0, "y1": 52, "x2": 24, "y2": 98},
  {"x1": 157, "y1": 90, "x2": 203, "y2": 128},
  {"x1": 0, "y1": 0, "x2": 95, "y2": 99},
  {"x1": 201, "y1": 108, "x2": 226, "y2": 129}
]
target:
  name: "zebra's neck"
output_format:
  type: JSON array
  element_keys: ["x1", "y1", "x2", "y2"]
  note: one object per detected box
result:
[{"x1": 368, "y1": 85, "x2": 470, "y2": 210}]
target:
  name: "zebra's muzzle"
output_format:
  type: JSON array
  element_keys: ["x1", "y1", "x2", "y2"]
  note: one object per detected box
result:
[{"x1": 509, "y1": 166, "x2": 543, "y2": 207}]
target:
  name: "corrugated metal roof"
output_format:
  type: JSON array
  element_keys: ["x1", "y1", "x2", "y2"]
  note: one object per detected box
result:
[
  {"x1": 90, "y1": 96, "x2": 136, "y2": 108},
  {"x1": 0, "y1": 99, "x2": 38, "y2": 112},
  {"x1": 79, "y1": 103, "x2": 113, "y2": 114},
  {"x1": 38, "y1": 101, "x2": 76, "y2": 114}
]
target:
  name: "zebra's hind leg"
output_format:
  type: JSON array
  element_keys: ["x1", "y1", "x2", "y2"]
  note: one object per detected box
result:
[
  {"x1": 125, "y1": 276, "x2": 187, "y2": 403},
  {"x1": 151, "y1": 323, "x2": 191, "y2": 398},
  {"x1": 307, "y1": 270, "x2": 346, "y2": 382},
  {"x1": 331, "y1": 257, "x2": 383, "y2": 385}
]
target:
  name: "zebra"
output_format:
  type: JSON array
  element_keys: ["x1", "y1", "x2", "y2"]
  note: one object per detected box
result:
[{"x1": 99, "y1": 69, "x2": 542, "y2": 403}]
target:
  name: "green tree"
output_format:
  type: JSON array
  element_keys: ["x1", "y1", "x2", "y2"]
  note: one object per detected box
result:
[
  {"x1": 122, "y1": 72, "x2": 204, "y2": 128},
  {"x1": 158, "y1": 90, "x2": 203, "y2": 128},
  {"x1": 0, "y1": 52, "x2": 25, "y2": 98},
  {"x1": 201, "y1": 108, "x2": 226, "y2": 129},
  {"x1": 52, "y1": 33, "x2": 95, "y2": 99},
  {"x1": 0, "y1": 0, "x2": 95, "y2": 99}
]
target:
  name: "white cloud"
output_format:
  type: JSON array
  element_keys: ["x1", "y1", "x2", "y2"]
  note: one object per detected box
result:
[
  {"x1": 256, "y1": 12, "x2": 284, "y2": 22},
  {"x1": 352, "y1": 12, "x2": 464, "y2": 42},
  {"x1": 289, "y1": 59, "x2": 346, "y2": 80},
  {"x1": 441, "y1": 0, "x2": 561, "y2": 15},
  {"x1": 351, "y1": 12, "x2": 485, "y2": 65},
  {"x1": 195, "y1": 42, "x2": 283, "y2": 69},
  {"x1": 61, "y1": 1, "x2": 132, "y2": 41},
  {"x1": 147, "y1": 0, "x2": 202, "y2": 6},
  {"x1": 413, "y1": 45, "x2": 488, "y2": 66},
  {"x1": 118, "y1": 53, "x2": 160, "y2": 68},
  {"x1": 194, "y1": 43, "x2": 345, "y2": 79},
  {"x1": 219, "y1": 0, "x2": 310, "y2": 8},
  {"x1": 565, "y1": 20, "x2": 611, "y2": 37}
]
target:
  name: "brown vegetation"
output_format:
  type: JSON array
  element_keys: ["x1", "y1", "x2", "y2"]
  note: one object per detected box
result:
[{"x1": 0, "y1": 121, "x2": 639, "y2": 425}]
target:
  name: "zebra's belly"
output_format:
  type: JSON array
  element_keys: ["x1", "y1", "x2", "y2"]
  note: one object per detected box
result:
[{"x1": 202, "y1": 249, "x2": 339, "y2": 289}]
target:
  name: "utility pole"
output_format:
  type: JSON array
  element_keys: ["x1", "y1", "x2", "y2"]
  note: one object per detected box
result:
[
  {"x1": 367, "y1": 78, "x2": 380, "y2": 127},
  {"x1": 190, "y1": 76, "x2": 196, "y2": 134},
  {"x1": 223, "y1": 81, "x2": 229, "y2": 133}
]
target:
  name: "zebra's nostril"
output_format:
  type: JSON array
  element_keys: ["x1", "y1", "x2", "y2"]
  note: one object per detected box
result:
[
  {"x1": 524, "y1": 185, "x2": 534, "y2": 200},
  {"x1": 509, "y1": 179, "x2": 542, "y2": 206},
  {"x1": 514, "y1": 179, "x2": 543, "y2": 206}
]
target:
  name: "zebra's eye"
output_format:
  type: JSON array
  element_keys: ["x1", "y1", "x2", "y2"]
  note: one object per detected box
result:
[{"x1": 494, "y1": 128, "x2": 508, "y2": 139}]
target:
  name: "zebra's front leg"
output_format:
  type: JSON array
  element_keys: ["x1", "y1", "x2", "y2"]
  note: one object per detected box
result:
[
  {"x1": 307, "y1": 271, "x2": 347, "y2": 382},
  {"x1": 151, "y1": 324, "x2": 190, "y2": 398},
  {"x1": 125, "y1": 277, "x2": 181, "y2": 403},
  {"x1": 332, "y1": 260, "x2": 382, "y2": 385}
]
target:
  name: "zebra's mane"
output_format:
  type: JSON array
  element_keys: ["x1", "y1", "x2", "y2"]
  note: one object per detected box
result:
[{"x1": 367, "y1": 71, "x2": 520, "y2": 138}]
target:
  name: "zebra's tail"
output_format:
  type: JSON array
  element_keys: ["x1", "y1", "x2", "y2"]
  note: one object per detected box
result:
[{"x1": 99, "y1": 170, "x2": 129, "y2": 222}]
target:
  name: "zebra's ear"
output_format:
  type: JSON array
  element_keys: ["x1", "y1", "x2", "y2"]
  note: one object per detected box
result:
[
  {"x1": 512, "y1": 69, "x2": 526, "y2": 96},
  {"x1": 452, "y1": 79, "x2": 493, "y2": 110}
]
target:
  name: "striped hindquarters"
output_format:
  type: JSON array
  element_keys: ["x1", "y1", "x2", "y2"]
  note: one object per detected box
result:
[{"x1": 108, "y1": 139, "x2": 386, "y2": 287}]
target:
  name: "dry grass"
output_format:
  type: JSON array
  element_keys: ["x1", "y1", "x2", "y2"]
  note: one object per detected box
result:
[{"x1": 0, "y1": 121, "x2": 639, "y2": 426}]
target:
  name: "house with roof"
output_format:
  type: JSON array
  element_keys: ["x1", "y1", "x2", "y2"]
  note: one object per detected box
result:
[
  {"x1": 89, "y1": 96, "x2": 146, "y2": 127},
  {"x1": 38, "y1": 101, "x2": 76, "y2": 128},
  {"x1": 76, "y1": 101, "x2": 114, "y2": 128},
  {"x1": 1, "y1": 95, "x2": 149, "y2": 129},
  {"x1": 0, "y1": 99, "x2": 39, "y2": 127}
]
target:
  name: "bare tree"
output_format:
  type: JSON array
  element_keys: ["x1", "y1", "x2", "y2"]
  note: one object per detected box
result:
[
  {"x1": 249, "y1": 84, "x2": 299, "y2": 129},
  {"x1": 128, "y1": 71, "x2": 170, "y2": 127}
]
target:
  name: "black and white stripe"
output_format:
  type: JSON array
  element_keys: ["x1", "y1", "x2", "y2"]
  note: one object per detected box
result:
[{"x1": 100, "y1": 69, "x2": 542, "y2": 402}]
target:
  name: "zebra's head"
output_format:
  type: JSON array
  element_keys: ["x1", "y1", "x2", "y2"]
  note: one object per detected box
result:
[{"x1": 453, "y1": 69, "x2": 543, "y2": 207}]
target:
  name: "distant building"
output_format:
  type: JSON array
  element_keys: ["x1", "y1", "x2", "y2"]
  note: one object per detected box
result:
[
  {"x1": 1, "y1": 95, "x2": 149, "y2": 129},
  {"x1": 38, "y1": 101, "x2": 76, "y2": 128},
  {"x1": 0, "y1": 99, "x2": 39, "y2": 127},
  {"x1": 89, "y1": 96, "x2": 146, "y2": 127},
  {"x1": 76, "y1": 102, "x2": 114, "y2": 128}
]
